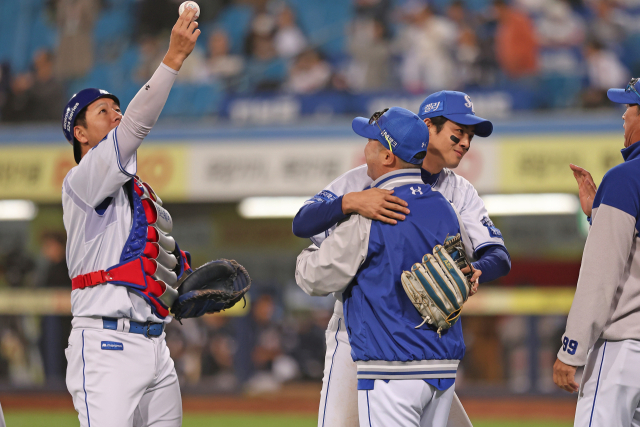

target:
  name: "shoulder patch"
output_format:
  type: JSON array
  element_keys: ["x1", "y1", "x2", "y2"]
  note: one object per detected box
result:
[
  {"x1": 309, "y1": 190, "x2": 338, "y2": 204},
  {"x1": 481, "y1": 216, "x2": 502, "y2": 238}
]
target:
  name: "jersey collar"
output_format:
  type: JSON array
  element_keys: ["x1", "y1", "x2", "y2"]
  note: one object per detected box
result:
[
  {"x1": 420, "y1": 168, "x2": 441, "y2": 187},
  {"x1": 622, "y1": 140, "x2": 640, "y2": 162},
  {"x1": 372, "y1": 169, "x2": 423, "y2": 190}
]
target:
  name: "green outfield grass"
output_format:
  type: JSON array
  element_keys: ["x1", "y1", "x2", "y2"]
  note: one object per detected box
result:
[{"x1": 4, "y1": 411, "x2": 573, "y2": 427}]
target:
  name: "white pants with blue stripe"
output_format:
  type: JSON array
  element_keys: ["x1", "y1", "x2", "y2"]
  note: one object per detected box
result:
[
  {"x1": 318, "y1": 314, "x2": 472, "y2": 427},
  {"x1": 65, "y1": 317, "x2": 182, "y2": 427},
  {"x1": 575, "y1": 339, "x2": 640, "y2": 427},
  {"x1": 359, "y1": 379, "x2": 455, "y2": 427}
]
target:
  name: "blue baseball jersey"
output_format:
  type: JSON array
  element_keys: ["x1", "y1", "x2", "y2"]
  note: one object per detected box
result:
[{"x1": 296, "y1": 169, "x2": 464, "y2": 383}]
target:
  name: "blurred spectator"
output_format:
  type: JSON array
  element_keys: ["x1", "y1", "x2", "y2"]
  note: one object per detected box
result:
[
  {"x1": 346, "y1": 19, "x2": 392, "y2": 92},
  {"x1": 537, "y1": 1, "x2": 586, "y2": 48},
  {"x1": 274, "y1": 5, "x2": 308, "y2": 60},
  {"x1": 587, "y1": 0, "x2": 626, "y2": 49},
  {"x1": 536, "y1": 1, "x2": 585, "y2": 76},
  {"x1": 240, "y1": 14, "x2": 287, "y2": 92},
  {"x1": 289, "y1": 310, "x2": 328, "y2": 380},
  {"x1": 354, "y1": 0, "x2": 392, "y2": 30},
  {"x1": 494, "y1": 0, "x2": 539, "y2": 79},
  {"x1": 0, "y1": 244, "x2": 34, "y2": 288},
  {"x1": 135, "y1": 0, "x2": 180, "y2": 40},
  {"x1": 582, "y1": 39, "x2": 630, "y2": 108},
  {"x1": 36, "y1": 231, "x2": 72, "y2": 386},
  {"x1": 285, "y1": 49, "x2": 332, "y2": 94},
  {"x1": 447, "y1": 2, "x2": 482, "y2": 87},
  {"x1": 397, "y1": 3, "x2": 458, "y2": 93},
  {"x1": 2, "y1": 51, "x2": 65, "y2": 123},
  {"x1": 201, "y1": 30, "x2": 244, "y2": 89},
  {"x1": 245, "y1": 293, "x2": 298, "y2": 393},
  {"x1": 133, "y1": 35, "x2": 168, "y2": 83},
  {"x1": 200, "y1": 315, "x2": 237, "y2": 390},
  {"x1": 52, "y1": 0, "x2": 100, "y2": 79}
]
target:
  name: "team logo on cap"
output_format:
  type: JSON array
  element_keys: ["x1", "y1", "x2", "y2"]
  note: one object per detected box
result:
[
  {"x1": 464, "y1": 95, "x2": 475, "y2": 114},
  {"x1": 381, "y1": 130, "x2": 398, "y2": 149},
  {"x1": 423, "y1": 102, "x2": 442, "y2": 114},
  {"x1": 63, "y1": 102, "x2": 80, "y2": 133}
]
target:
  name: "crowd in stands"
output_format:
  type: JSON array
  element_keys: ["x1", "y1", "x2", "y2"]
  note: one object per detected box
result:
[{"x1": 0, "y1": 0, "x2": 639, "y2": 119}]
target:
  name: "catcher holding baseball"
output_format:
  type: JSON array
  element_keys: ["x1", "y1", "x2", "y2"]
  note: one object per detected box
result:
[
  {"x1": 61, "y1": 6, "x2": 249, "y2": 426},
  {"x1": 296, "y1": 107, "x2": 475, "y2": 427}
]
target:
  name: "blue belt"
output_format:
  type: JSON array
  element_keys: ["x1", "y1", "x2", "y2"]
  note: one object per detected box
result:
[{"x1": 102, "y1": 317, "x2": 164, "y2": 337}]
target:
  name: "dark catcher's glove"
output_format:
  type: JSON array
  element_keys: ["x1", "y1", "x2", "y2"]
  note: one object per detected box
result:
[
  {"x1": 400, "y1": 234, "x2": 473, "y2": 336},
  {"x1": 171, "y1": 259, "x2": 251, "y2": 321}
]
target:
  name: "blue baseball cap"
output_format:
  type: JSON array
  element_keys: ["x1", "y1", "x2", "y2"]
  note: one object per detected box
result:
[
  {"x1": 418, "y1": 90, "x2": 493, "y2": 137},
  {"x1": 352, "y1": 107, "x2": 428, "y2": 165},
  {"x1": 607, "y1": 78, "x2": 640, "y2": 105},
  {"x1": 62, "y1": 88, "x2": 120, "y2": 163}
]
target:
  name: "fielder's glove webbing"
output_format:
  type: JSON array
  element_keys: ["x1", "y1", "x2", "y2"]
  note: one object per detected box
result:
[
  {"x1": 171, "y1": 259, "x2": 251, "y2": 321},
  {"x1": 400, "y1": 234, "x2": 472, "y2": 336}
]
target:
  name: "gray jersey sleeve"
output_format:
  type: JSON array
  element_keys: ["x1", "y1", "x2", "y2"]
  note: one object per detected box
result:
[
  {"x1": 116, "y1": 63, "x2": 179, "y2": 165},
  {"x1": 558, "y1": 204, "x2": 636, "y2": 366},
  {"x1": 296, "y1": 214, "x2": 372, "y2": 296},
  {"x1": 308, "y1": 164, "x2": 373, "y2": 246}
]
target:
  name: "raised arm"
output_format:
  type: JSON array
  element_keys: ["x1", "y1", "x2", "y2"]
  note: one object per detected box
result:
[{"x1": 116, "y1": 8, "x2": 201, "y2": 165}]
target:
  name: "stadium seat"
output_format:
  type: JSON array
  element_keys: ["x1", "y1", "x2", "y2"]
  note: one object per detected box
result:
[{"x1": 212, "y1": 5, "x2": 254, "y2": 55}]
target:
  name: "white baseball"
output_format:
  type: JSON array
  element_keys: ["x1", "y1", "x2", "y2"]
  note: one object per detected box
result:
[{"x1": 178, "y1": 1, "x2": 200, "y2": 20}]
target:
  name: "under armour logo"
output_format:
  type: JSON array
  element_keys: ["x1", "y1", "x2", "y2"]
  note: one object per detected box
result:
[
  {"x1": 145, "y1": 85, "x2": 150, "y2": 90},
  {"x1": 410, "y1": 186, "x2": 423, "y2": 195}
]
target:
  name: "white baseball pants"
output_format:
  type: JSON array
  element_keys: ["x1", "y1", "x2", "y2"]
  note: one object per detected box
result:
[
  {"x1": 359, "y1": 379, "x2": 455, "y2": 427},
  {"x1": 575, "y1": 339, "x2": 640, "y2": 427},
  {"x1": 66, "y1": 317, "x2": 182, "y2": 427},
  {"x1": 318, "y1": 313, "x2": 473, "y2": 427}
]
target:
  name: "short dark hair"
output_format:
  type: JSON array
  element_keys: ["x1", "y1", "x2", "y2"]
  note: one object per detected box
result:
[
  {"x1": 75, "y1": 106, "x2": 88, "y2": 130},
  {"x1": 429, "y1": 116, "x2": 449, "y2": 133}
]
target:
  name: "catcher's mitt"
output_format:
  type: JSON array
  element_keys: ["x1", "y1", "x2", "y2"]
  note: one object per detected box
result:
[
  {"x1": 400, "y1": 234, "x2": 473, "y2": 336},
  {"x1": 171, "y1": 259, "x2": 251, "y2": 321}
]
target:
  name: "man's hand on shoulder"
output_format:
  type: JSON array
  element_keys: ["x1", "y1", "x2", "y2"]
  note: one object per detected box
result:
[
  {"x1": 163, "y1": 7, "x2": 201, "y2": 71},
  {"x1": 342, "y1": 188, "x2": 409, "y2": 225},
  {"x1": 570, "y1": 164, "x2": 597, "y2": 218}
]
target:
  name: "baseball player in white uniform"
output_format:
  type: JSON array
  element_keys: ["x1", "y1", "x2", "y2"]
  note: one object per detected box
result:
[
  {"x1": 554, "y1": 78, "x2": 640, "y2": 426},
  {"x1": 61, "y1": 9, "x2": 200, "y2": 427},
  {"x1": 293, "y1": 91, "x2": 511, "y2": 427}
]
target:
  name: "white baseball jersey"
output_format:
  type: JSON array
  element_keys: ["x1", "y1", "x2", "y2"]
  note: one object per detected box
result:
[
  {"x1": 305, "y1": 164, "x2": 504, "y2": 317},
  {"x1": 62, "y1": 63, "x2": 179, "y2": 324}
]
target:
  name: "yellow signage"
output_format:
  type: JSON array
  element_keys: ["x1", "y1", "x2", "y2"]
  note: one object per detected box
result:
[
  {"x1": 498, "y1": 134, "x2": 624, "y2": 193},
  {"x1": 0, "y1": 144, "x2": 187, "y2": 202}
]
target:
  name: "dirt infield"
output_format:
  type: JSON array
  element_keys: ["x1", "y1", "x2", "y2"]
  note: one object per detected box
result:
[{"x1": 0, "y1": 384, "x2": 576, "y2": 420}]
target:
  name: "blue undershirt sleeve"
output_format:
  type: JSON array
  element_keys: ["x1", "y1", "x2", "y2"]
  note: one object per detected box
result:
[
  {"x1": 472, "y1": 245, "x2": 511, "y2": 284},
  {"x1": 292, "y1": 196, "x2": 348, "y2": 238}
]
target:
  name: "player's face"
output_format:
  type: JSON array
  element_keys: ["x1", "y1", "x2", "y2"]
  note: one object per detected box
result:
[
  {"x1": 364, "y1": 138, "x2": 386, "y2": 180},
  {"x1": 424, "y1": 120, "x2": 474, "y2": 171},
  {"x1": 622, "y1": 104, "x2": 640, "y2": 148},
  {"x1": 76, "y1": 98, "x2": 122, "y2": 148}
]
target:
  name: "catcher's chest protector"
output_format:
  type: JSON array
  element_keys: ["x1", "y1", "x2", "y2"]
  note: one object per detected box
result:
[{"x1": 71, "y1": 178, "x2": 192, "y2": 318}]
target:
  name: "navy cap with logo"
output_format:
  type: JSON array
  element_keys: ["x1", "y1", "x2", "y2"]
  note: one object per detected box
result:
[
  {"x1": 418, "y1": 90, "x2": 493, "y2": 138},
  {"x1": 62, "y1": 88, "x2": 120, "y2": 164},
  {"x1": 352, "y1": 106, "x2": 428, "y2": 165},
  {"x1": 607, "y1": 77, "x2": 640, "y2": 105}
]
